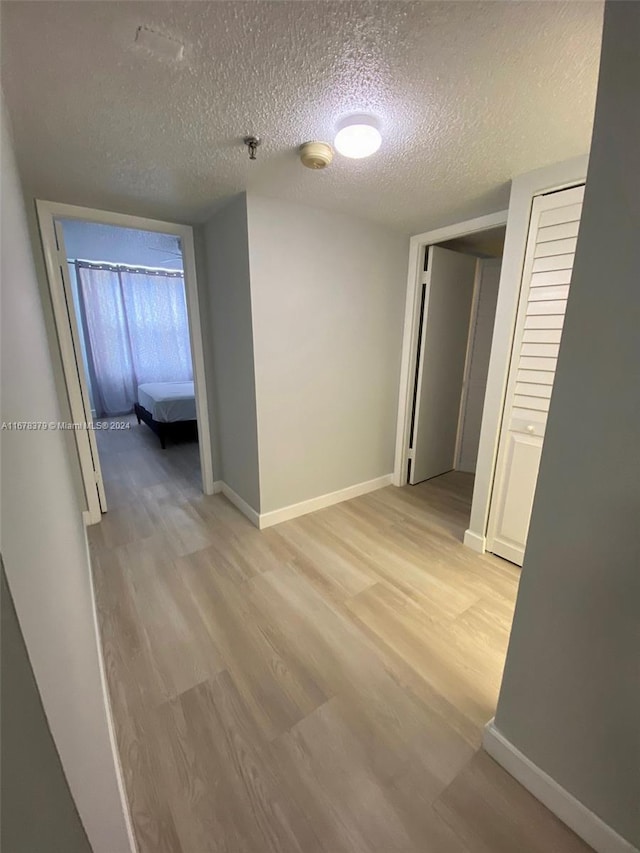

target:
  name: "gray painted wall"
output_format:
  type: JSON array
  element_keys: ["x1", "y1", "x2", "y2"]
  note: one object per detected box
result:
[
  {"x1": 1, "y1": 563, "x2": 92, "y2": 853},
  {"x1": 493, "y1": 2, "x2": 640, "y2": 846},
  {"x1": 1, "y1": 95, "x2": 132, "y2": 852},
  {"x1": 203, "y1": 194, "x2": 260, "y2": 509},
  {"x1": 246, "y1": 195, "x2": 408, "y2": 513}
]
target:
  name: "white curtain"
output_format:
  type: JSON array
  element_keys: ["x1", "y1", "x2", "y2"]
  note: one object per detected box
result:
[{"x1": 76, "y1": 261, "x2": 193, "y2": 417}]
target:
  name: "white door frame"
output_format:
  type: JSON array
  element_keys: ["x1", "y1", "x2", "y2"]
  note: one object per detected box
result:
[
  {"x1": 453, "y1": 257, "x2": 485, "y2": 471},
  {"x1": 36, "y1": 200, "x2": 215, "y2": 523},
  {"x1": 393, "y1": 209, "x2": 509, "y2": 487},
  {"x1": 51, "y1": 218, "x2": 109, "y2": 519},
  {"x1": 463, "y1": 155, "x2": 589, "y2": 554}
]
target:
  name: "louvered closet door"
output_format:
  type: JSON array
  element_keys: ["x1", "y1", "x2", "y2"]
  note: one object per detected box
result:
[{"x1": 486, "y1": 184, "x2": 584, "y2": 566}]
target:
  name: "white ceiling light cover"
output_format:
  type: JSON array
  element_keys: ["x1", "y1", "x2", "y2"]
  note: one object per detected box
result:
[{"x1": 334, "y1": 115, "x2": 382, "y2": 159}]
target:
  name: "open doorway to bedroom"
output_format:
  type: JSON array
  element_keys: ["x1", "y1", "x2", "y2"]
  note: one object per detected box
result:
[
  {"x1": 37, "y1": 202, "x2": 214, "y2": 523},
  {"x1": 63, "y1": 218, "x2": 202, "y2": 511}
]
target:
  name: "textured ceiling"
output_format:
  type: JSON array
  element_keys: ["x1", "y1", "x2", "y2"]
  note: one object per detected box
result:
[{"x1": 1, "y1": 1, "x2": 603, "y2": 234}]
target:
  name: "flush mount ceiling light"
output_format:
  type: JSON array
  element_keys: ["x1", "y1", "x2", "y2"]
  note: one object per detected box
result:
[{"x1": 334, "y1": 115, "x2": 382, "y2": 159}]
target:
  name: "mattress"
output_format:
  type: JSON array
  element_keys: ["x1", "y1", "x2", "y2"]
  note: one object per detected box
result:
[{"x1": 137, "y1": 382, "x2": 196, "y2": 423}]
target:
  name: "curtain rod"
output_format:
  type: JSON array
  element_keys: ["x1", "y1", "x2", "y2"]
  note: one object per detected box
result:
[{"x1": 70, "y1": 258, "x2": 184, "y2": 277}]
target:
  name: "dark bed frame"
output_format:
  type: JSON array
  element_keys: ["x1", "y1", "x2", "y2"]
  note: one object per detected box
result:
[{"x1": 134, "y1": 402, "x2": 198, "y2": 450}]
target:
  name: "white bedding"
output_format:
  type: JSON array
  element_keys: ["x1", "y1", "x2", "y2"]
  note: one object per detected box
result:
[{"x1": 137, "y1": 382, "x2": 196, "y2": 423}]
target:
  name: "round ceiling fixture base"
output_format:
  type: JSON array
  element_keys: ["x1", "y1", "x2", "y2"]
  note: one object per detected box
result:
[{"x1": 299, "y1": 141, "x2": 334, "y2": 170}]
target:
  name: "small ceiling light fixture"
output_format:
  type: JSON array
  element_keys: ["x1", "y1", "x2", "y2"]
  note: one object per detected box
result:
[
  {"x1": 299, "y1": 141, "x2": 334, "y2": 170},
  {"x1": 243, "y1": 136, "x2": 261, "y2": 161},
  {"x1": 334, "y1": 114, "x2": 382, "y2": 159}
]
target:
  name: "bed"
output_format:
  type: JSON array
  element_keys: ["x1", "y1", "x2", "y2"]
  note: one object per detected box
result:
[{"x1": 134, "y1": 381, "x2": 198, "y2": 449}]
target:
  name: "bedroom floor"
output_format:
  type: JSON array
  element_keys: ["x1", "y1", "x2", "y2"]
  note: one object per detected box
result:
[
  {"x1": 88, "y1": 425, "x2": 593, "y2": 853},
  {"x1": 94, "y1": 413, "x2": 201, "y2": 508}
]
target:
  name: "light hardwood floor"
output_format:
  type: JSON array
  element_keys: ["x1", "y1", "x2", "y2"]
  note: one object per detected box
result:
[{"x1": 90, "y1": 418, "x2": 593, "y2": 853}]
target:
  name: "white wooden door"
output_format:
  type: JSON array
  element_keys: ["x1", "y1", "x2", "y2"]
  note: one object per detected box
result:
[
  {"x1": 410, "y1": 246, "x2": 477, "y2": 484},
  {"x1": 52, "y1": 220, "x2": 107, "y2": 518},
  {"x1": 456, "y1": 257, "x2": 502, "y2": 473},
  {"x1": 487, "y1": 184, "x2": 584, "y2": 565}
]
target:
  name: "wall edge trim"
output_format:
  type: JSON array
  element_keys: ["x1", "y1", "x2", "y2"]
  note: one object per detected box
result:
[
  {"x1": 220, "y1": 482, "x2": 260, "y2": 528},
  {"x1": 463, "y1": 528, "x2": 486, "y2": 553},
  {"x1": 483, "y1": 720, "x2": 638, "y2": 853}
]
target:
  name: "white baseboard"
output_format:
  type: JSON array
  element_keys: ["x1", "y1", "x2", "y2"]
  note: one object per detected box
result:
[
  {"x1": 214, "y1": 474, "x2": 394, "y2": 532},
  {"x1": 219, "y1": 483, "x2": 260, "y2": 528},
  {"x1": 463, "y1": 528, "x2": 486, "y2": 553},
  {"x1": 258, "y1": 474, "x2": 393, "y2": 530},
  {"x1": 483, "y1": 721, "x2": 637, "y2": 853},
  {"x1": 83, "y1": 534, "x2": 139, "y2": 853}
]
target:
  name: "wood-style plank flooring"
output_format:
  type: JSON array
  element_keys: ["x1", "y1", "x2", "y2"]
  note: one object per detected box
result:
[{"x1": 89, "y1": 417, "x2": 593, "y2": 853}]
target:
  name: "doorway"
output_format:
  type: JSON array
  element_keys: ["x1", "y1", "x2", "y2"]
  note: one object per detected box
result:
[
  {"x1": 398, "y1": 218, "x2": 506, "y2": 531},
  {"x1": 37, "y1": 202, "x2": 214, "y2": 524}
]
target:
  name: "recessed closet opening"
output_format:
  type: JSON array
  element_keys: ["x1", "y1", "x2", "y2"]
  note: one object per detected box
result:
[{"x1": 405, "y1": 225, "x2": 505, "y2": 528}]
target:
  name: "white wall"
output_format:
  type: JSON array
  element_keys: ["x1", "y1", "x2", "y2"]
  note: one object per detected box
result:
[
  {"x1": 457, "y1": 258, "x2": 501, "y2": 473},
  {"x1": 247, "y1": 195, "x2": 408, "y2": 514},
  {"x1": 203, "y1": 194, "x2": 260, "y2": 509},
  {"x1": 491, "y1": 2, "x2": 640, "y2": 848},
  {"x1": 61, "y1": 219, "x2": 183, "y2": 269},
  {"x1": 0, "y1": 97, "x2": 133, "y2": 852}
]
